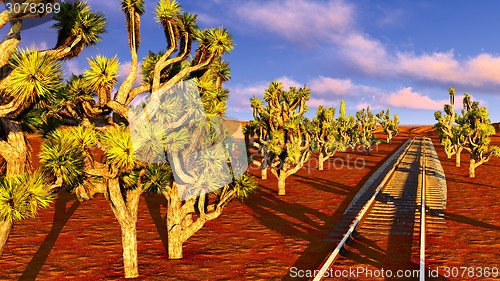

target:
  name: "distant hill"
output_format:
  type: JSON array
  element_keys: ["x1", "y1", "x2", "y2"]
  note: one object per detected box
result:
[
  {"x1": 493, "y1": 122, "x2": 500, "y2": 132},
  {"x1": 222, "y1": 119, "x2": 245, "y2": 139}
]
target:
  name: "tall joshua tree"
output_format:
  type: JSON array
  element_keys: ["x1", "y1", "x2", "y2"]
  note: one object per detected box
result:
[
  {"x1": 2, "y1": 1, "x2": 249, "y2": 275},
  {"x1": 0, "y1": 1, "x2": 105, "y2": 257},
  {"x1": 434, "y1": 88, "x2": 467, "y2": 167},
  {"x1": 129, "y1": 80, "x2": 254, "y2": 259},
  {"x1": 249, "y1": 82, "x2": 311, "y2": 195},
  {"x1": 310, "y1": 106, "x2": 344, "y2": 171},
  {"x1": 460, "y1": 94, "x2": 500, "y2": 178},
  {"x1": 29, "y1": 0, "x2": 243, "y2": 278},
  {"x1": 355, "y1": 106, "x2": 378, "y2": 155},
  {"x1": 376, "y1": 108, "x2": 400, "y2": 144}
]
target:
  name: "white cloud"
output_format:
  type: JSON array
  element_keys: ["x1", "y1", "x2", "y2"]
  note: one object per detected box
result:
[
  {"x1": 384, "y1": 87, "x2": 448, "y2": 110},
  {"x1": 29, "y1": 41, "x2": 49, "y2": 50},
  {"x1": 227, "y1": 76, "x2": 302, "y2": 113},
  {"x1": 227, "y1": 75, "x2": 439, "y2": 116},
  {"x1": 64, "y1": 60, "x2": 84, "y2": 76},
  {"x1": 231, "y1": 0, "x2": 500, "y2": 90},
  {"x1": 234, "y1": 0, "x2": 353, "y2": 47},
  {"x1": 309, "y1": 76, "x2": 381, "y2": 98}
]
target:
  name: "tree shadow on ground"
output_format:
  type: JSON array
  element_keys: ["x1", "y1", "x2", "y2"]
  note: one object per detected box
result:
[
  {"x1": 145, "y1": 195, "x2": 169, "y2": 253},
  {"x1": 281, "y1": 140, "x2": 406, "y2": 281},
  {"x1": 444, "y1": 212, "x2": 500, "y2": 231},
  {"x1": 20, "y1": 192, "x2": 81, "y2": 281},
  {"x1": 293, "y1": 174, "x2": 352, "y2": 196},
  {"x1": 244, "y1": 184, "x2": 331, "y2": 241}
]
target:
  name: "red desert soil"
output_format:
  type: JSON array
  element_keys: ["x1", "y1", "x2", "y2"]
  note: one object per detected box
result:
[{"x1": 0, "y1": 127, "x2": 498, "y2": 281}]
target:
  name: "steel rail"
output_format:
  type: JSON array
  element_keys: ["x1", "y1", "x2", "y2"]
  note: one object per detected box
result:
[
  {"x1": 419, "y1": 138, "x2": 428, "y2": 281},
  {"x1": 312, "y1": 137, "x2": 418, "y2": 281}
]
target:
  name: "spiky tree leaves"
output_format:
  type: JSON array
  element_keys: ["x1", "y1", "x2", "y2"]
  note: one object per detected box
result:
[
  {"x1": 376, "y1": 108, "x2": 400, "y2": 144},
  {"x1": 0, "y1": 1, "x2": 104, "y2": 259},
  {"x1": 155, "y1": 0, "x2": 182, "y2": 45},
  {"x1": 2, "y1": 49, "x2": 63, "y2": 118},
  {"x1": 40, "y1": 129, "x2": 86, "y2": 190},
  {"x1": 310, "y1": 106, "x2": 343, "y2": 171},
  {"x1": 121, "y1": 0, "x2": 145, "y2": 51},
  {"x1": 0, "y1": 171, "x2": 54, "y2": 256},
  {"x1": 0, "y1": 172, "x2": 54, "y2": 222},
  {"x1": 56, "y1": 75, "x2": 97, "y2": 122},
  {"x1": 197, "y1": 59, "x2": 230, "y2": 116},
  {"x1": 51, "y1": 1, "x2": 107, "y2": 59},
  {"x1": 336, "y1": 100, "x2": 357, "y2": 150},
  {"x1": 435, "y1": 88, "x2": 467, "y2": 167},
  {"x1": 100, "y1": 125, "x2": 136, "y2": 172},
  {"x1": 84, "y1": 56, "x2": 120, "y2": 107},
  {"x1": 249, "y1": 82, "x2": 311, "y2": 195},
  {"x1": 355, "y1": 106, "x2": 379, "y2": 155}
]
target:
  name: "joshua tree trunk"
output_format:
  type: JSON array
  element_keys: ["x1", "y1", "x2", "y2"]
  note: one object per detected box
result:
[
  {"x1": 0, "y1": 219, "x2": 12, "y2": 257},
  {"x1": 166, "y1": 187, "x2": 184, "y2": 259},
  {"x1": 120, "y1": 223, "x2": 138, "y2": 278},
  {"x1": 167, "y1": 225, "x2": 183, "y2": 259},
  {"x1": 444, "y1": 145, "x2": 454, "y2": 159},
  {"x1": 261, "y1": 168, "x2": 267, "y2": 180},
  {"x1": 0, "y1": 119, "x2": 30, "y2": 176},
  {"x1": 165, "y1": 182, "x2": 192, "y2": 260},
  {"x1": 164, "y1": 182, "x2": 225, "y2": 259},
  {"x1": 106, "y1": 179, "x2": 141, "y2": 278},
  {"x1": 277, "y1": 174, "x2": 286, "y2": 196},
  {"x1": 387, "y1": 131, "x2": 393, "y2": 144},
  {"x1": 0, "y1": 120, "x2": 29, "y2": 257},
  {"x1": 469, "y1": 159, "x2": 476, "y2": 178},
  {"x1": 456, "y1": 146, "x2": 463, "y2": 167},
  {"x1": 318, "y1": 154, "x2": 326, "y2": 171}
]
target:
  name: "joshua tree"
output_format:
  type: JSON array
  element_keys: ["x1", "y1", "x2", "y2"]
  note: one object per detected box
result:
[
  {"x1": 249, "y1": 82, "x2": 311, "y2": 195},
  {"x1": 355, "y1": 106, "x2": 378, "y2": 155},
  {"x1": 129, "y1": 81, "x2": 254, "y2": 259},
  {"x1": 2, "y1": 0, "x2": 242, "y2": 278},
  {"x1": 460, "y1": 94, "x2": 500, "y2": 178},
  {"x1": 0, "y1": 0, "x2": 105, "y2": 258},
  {"x1": 434, "y1": 88, "x2": 467, "y2": 167},
  {"x1": 376, "y1": 108, "x2": 400, "y2": 144},
  {"x1": 244, "y1": 96, "x2": 276, "y2": 180},
  {"x1": 310, "y1": 106, "x2": 344, "y2": 171},
  {"x1": 336, "y1": 100, "x2": 358, "y2": 150}
]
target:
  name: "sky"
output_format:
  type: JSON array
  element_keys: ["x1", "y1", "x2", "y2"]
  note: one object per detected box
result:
[{"x1": 2, "y1": 0, "x2": 500, "y2": 124}]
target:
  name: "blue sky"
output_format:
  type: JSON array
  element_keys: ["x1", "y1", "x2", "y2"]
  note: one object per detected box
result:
[{"x1": 2, "y1": 0, "x2": 500, "y2": 124}]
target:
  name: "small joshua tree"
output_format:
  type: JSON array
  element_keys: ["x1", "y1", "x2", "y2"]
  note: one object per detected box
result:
[
  {"x1": 355, "y1": 106, "x2": 379, "y2": 155},
  {"x1": 460, "y1": 94, "x2": 500, "y2": 178},
  {"x1": 336, "y1": 100, "x2": 358, "y2": 150},
  {"x1": 249, "y1": 82, "x2": 311, "y2": 195},
  {"x1": 244, "y1": 98, "x2": 272, "y2": 180},
  {"x1": 434, "y1": 88, "x2": 467, "y2": 167},
  {"x1": 310, "y1": 106, "x2": 344, "y2": 171},
  {"x1": 376, "y1": 108, "x2": 400, "y2": 144}
]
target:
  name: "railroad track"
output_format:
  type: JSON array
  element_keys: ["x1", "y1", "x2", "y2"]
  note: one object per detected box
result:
[{"x1": 313, "y1": 137, "x2": 447, "y2": 281}]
